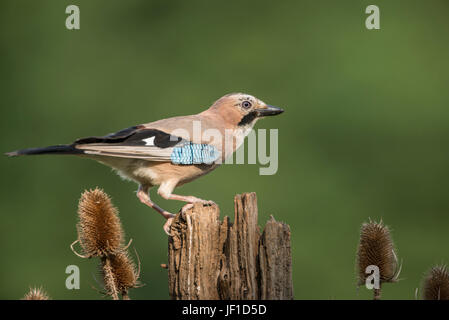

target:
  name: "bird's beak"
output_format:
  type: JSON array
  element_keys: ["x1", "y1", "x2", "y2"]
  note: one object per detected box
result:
[{"x1": 255, "y1": 105, "x2": 284, "y2": 117}]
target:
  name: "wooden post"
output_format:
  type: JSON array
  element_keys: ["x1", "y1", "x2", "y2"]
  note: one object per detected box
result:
[{"x1": 168, "y1": 192, "x2": 293, "y2": 300}]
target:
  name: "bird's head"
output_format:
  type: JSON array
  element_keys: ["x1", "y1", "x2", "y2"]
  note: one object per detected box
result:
[{"x1": 208, "y1": 93, "x2": 284, "y2": 128}]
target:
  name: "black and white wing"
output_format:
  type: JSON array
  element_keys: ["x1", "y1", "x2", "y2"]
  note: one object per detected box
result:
[{"x1": 75, "y1": 126, "x2": 220, "y2": 165}]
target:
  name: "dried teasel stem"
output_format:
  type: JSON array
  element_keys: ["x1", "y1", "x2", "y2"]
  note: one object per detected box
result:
[
  {"x1": 373, "y1": 287, "x2": 381, "y2": 300},
  {"x1": 101, "y1": 256, "x2": 119, "y2": 300}
]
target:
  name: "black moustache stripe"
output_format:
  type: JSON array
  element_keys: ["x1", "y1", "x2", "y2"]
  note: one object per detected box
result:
[{"x1": 238, "y1": 111, "x2": 258, "y2": 126}]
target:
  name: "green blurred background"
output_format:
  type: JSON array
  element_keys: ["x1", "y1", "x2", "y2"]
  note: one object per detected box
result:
[{"x1": 1, "y1": 0, "x2": 448, "y2": 300}]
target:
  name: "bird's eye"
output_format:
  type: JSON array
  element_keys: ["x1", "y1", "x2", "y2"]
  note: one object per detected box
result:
[{"x1": 242, "y1": 101, "x2": 252, "y2": 109}]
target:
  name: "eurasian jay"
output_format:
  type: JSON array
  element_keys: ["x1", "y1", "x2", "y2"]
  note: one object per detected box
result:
[{"x1": 6, "y1": 93, "x2": 284, "y2": 234}]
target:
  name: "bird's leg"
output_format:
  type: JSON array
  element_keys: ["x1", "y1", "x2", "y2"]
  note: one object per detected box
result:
[
  {"x1": 157, "y1": 181, "x2": 215, "y2": 214},
  {"x1": 136, "y1": 185, "x2": 175, "y2": 235},
  {"x1": 137, "y1": 185, "x2": 174, "y2": 219},
  {"x1": 165, "y1": 194, "x2": 207, "y2": 203}
]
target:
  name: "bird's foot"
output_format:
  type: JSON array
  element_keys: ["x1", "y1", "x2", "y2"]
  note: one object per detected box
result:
[{"x1": 180, "y1": 199, "x2": 216, "y2": 214}]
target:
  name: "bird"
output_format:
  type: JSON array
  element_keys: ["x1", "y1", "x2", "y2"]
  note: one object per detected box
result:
[{"x1": 6, "y1": 93, "x2": 284, "y2": 234}]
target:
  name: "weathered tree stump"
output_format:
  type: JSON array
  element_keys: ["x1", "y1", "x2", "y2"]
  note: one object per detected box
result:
[{"x1": 168, "y1": 192, "x2": 293, "y2": 300}]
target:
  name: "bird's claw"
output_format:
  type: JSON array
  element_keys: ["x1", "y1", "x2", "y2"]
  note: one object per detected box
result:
[
  {"x1": 163, "y1": 217, "x2": 174, "y2": 236},
  {"x1": 201, "y1": 200, "x2": 216, "y2": 207}
]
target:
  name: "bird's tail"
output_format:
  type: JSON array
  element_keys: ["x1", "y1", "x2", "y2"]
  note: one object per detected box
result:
[{"x1": 5, "y1": 144, "x2": 84, "y2": 157}]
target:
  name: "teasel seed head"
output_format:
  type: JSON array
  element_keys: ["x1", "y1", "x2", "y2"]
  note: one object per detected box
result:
[
  {"x1": 101, "y1": 252, "x2": 140, "y2": 299},
  {"x1": 22, "y1": 287, "x2": 50, "y2": 300},
  {"x1": 76, "y1": 188, "x2": 124, "y2": 257},
  {"x1": 357, "y1": 220, "x2": 401, "y2": 286},
  {"x1": 422, "y1": 265, "x2": 449, "y2": 300}
]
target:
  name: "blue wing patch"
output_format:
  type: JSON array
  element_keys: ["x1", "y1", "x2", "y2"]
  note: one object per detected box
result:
[{"x1": 170, "y1": 143, "x2": 220, "y2": 165}]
